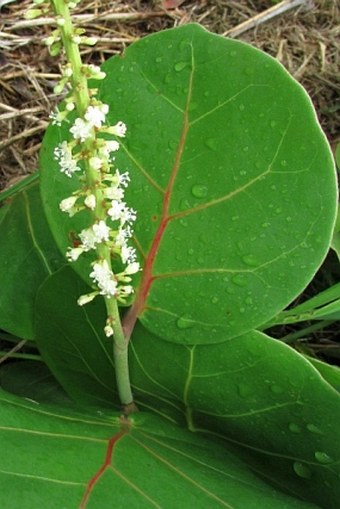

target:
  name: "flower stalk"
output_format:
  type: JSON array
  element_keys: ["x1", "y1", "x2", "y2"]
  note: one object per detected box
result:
[{"x1": 27, "y1": 0, "x2": 139, "y2": 410}]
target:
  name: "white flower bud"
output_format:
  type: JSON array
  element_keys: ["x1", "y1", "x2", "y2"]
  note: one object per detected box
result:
[
  {"x1": 59, "y1": 195, "x2": 78, "y2": 212},
  {"x1": 125, "y1": 262, "x2": 140, "y2": 275},
  {"x1": 77, "y1": 292, "x2": 98, "y2": 306},
  {"x1": 104, "y1": 325, "x2": 114, "y2": 337},
  {"x1": 66, "y1": 247, "x2": 84, "y2": 262},
  {"x1": 84, "y1": 194, "x2": 96, "y2": 210}
]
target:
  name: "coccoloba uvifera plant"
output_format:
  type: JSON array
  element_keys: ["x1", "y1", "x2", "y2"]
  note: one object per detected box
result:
[{"x1": 26, "y1": 0, "x2": 139, "y2": 410}]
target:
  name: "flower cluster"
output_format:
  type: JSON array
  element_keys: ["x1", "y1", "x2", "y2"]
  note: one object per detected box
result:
[
  {"x1": 38, "y1": 0, "x2": 141, "y2": 320},
  {"x1": 55, "y1": 101, "x2": 140, "y2": 310}
]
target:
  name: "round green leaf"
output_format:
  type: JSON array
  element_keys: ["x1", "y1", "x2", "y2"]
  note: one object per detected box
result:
[
  {"x1": 40, "y1": 24, "x2": 337, "y2": 344},
  {"x1": 0, "y1": 389, "x2": 317, "y2": 509}
]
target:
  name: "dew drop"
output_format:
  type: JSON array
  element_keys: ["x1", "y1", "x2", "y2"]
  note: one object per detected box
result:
[
  {"x1": 314, "y1": 451, "x2": 333, "y2": 464},
  {"x1": 188, "y1": 248, "x2": 194, "y2": 255},
  {"x1": 211, "y1": 296, "x2": 219, "y2": 304},
  {"x1": 241, "y1": 254, "x2": 258, "y2": 267},
  {"x1": 191, "y1": 184, "x2": 208, "y2": 198},
  {"x1": 288, "y1": 423, "x2": 302, "y2": 434},
  {"x1": 231, "y1": 215, "x2": 239, "y2": 221},
  {"x1": 280, "y1": 159, "x2": 288, "y2": 167},
  {"x1": 231, "y1": 274, "x2": 247, "y2": 287},
  {"x1": 243, "y1": 146, "x2": 249, "y2": 152},
  {"x1": 270, "y1": 384, "x2": 284, "y2": 395},
  {"x1": 306, "y1": 424, "x2": 323, "y2": 435},
  {"x1": 237, "y1": 382, "x2": 253, "y2": 397},
  {"x1": 239, "y1": 103, "x2": 245, "y2": 111},
  {"x1": 188, "y1": 102, "x2": 198, "y2": 113},
  {"x1": 205, "y1": 138, "x2": 218, "y2": 151},
  {"x1": 176, "y1": 315, "x2": 194, "y2": 329},
  {"x1": 155, "y1": 56, "x2": 162, "y2": 63},
  {"x1": 293, "y1": 462, "x2": 312, "y2": 479},
  {"x1": 270, "y1": 120, "x2": 277, "y2": 128}
]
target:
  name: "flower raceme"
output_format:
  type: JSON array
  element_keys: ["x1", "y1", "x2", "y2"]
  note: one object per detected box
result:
[
  {"x1": 55, "y1": 100, "x2": 140, "y2": 311},
  {"x1": 29, "y1": 0, "x2": 136, "y2": 411}
]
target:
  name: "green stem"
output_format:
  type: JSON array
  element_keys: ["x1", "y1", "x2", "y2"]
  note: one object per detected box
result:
[
  {"x1": 105, "y1": 297, "x2": 134, "y2": 406},
  {"x1": 50, "y1": 0, "x2": 134, "y2": 409},
  {"x1": 50, "y1": 0, "x2": 89, "y2": 116}
]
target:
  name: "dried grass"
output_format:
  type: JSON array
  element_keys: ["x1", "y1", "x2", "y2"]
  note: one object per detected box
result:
[{"x1": 0, "y1": 0, "x2": 339, "y2": 190}]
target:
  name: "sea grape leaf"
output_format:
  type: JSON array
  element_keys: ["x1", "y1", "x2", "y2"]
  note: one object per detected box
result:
[
  {"x1": 0, "y1": 361, "x2": 71, "y2": 405},
  {"x1": 0, "y1": 388, "x2": 318, "y2": 509},
  {"x1": 304, "y1": 356, "x2": 340, "y2": 393},
  {"x1": 39, "y1": 24, "x2": 337, "y2": 345},
  {"x1": 0, "y1": 182, "x2": 64, "y2": 339},
  {"x1": 35, "y1": 266, "x2": 340, "y2": 507}
]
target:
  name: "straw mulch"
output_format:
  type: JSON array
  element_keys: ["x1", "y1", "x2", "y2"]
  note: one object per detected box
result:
[{"x1": 0, "y1": 0, "x2": 339, "y2": 191}]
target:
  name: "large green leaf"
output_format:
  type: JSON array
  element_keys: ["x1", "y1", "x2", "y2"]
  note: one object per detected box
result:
[
  {"x1": 0, "y1": 182, "x2": 64, "y2": 338},
  {"x1": 0, "y1": 388, "x2": 317, "y2": 509},
  {"x1": 35, "y1": 267, "x2": 340, "y2": 507},
  {"x1": 39, "y1": 24, "x2": 337, "y2": 345}
]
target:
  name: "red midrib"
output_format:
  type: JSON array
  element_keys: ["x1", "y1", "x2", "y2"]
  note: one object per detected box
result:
[
  {"x1": 79, "y1": 430, "x2": 126, "y2": 508},
  {"x1": 123, "y1": 109, "x2": 190, "y2": 340}
]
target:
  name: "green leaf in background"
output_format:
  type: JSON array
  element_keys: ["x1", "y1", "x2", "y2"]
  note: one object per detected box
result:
[
  {"x1": 0, "y1": 388, "x2": 318, "y2": 509},
  {"x1": 0, "y1": 182, "x2": 64, "y2": 339},
  {"x1": 304, "y1": 356, "x2": 340, "y2": 393},
  {"x1": 39, "y1": 24, "x2": 337, "y2": 345},
  {"x1": 0, "y1": 361, "x2": 71, "y2": 405},
  {"x1": 35, "y1": 266, "x2": 340, "y2": 508}
]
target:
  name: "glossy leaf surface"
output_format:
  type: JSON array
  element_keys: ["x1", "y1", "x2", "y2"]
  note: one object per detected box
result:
[
  {"x1": 0, "y1": 388, "x2": 317, "y2": 509},
  {"x1": 35, "y1": 267, "x2": 340, "y2": 508},
  {"x1": 39, "y1": 24, "x2": 337, "y2": 344},
  {"x1": 0, "y1": 183, "x2": 64, "y2": 338}
]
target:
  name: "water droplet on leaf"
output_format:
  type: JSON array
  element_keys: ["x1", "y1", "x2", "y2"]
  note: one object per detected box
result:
[
  {"x1": 289, "y1": 423, "x2": 302, "y2": 433},
  {"x1": 293, "y1": 462, "x2": 312, "y2": 479},
  {"x1": 176, "y1": 315, "x2": 194, "y2": 329},
  {"x1": 191, "y1": 185, "x2": 208, "y2": 198},
  {"x1": 241, "y1": 255, "x2": 258, "y2": 267},
  {"x1": 314, "y1": 451, "x2": 333, "y2": 464},
  {"x1": 270, "y1": 384, "x2": 284, "y2": 394},
  {"x1": 306, "y1": 424, "x2": 323, "y2": 435},
  {"x1": 237, "y1": 382, "x2": 253, "y2": 397},
  {"x1": 205, "y1": 138, "x2": 218, "y2": 152},
  {"x1": 232, "y1": 274, "x2": 247, "y2": 287}
]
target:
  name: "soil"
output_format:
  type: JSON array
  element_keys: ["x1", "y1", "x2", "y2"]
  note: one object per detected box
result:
[{"x1": 0, "y1": 0, "x2": 339, "y2": 191}]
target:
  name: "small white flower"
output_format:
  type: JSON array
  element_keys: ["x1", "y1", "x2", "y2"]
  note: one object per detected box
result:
[
  {"x1": 106, "y1": 121, "x2": 127, "y2": 138},
  {"x1": 49, "y1": 110, "x2": 61, "y2": 126},
  {"x1": 66, "y1": 102, "x2": 75, "y2": 112},
  {"x1": 79, "y1": 227, "x2": 97, "y2": 251},
  {"x1": 119, "y1": 285, "x2": 134, "y2": 296},
  {"x1": 90, "y1": 260, "x2": 118, "y2": 297},
  {"x1": 59, "y1": 195, "x2": 78, "y2": 213},
  {"x1": 119, "y1": 206, "x2": 136, "y2": 226},
  {"x1": 105, "y1": 140, "x2": 120, "y2": 153},
  {"x1": 54, "y1": 141, "x2": 81, "y2": 177},
  {"x1": 115, "y1": 170, "x2": 130, "y2": 188},
  {"x1": 104, "y1": 186, "x2": 124, "y2": 201},
  {"x1": 92, "y1": 220, "x2": 110, "y2": 243},
  {"x1": 84, "y1": 194, "x2": 96, "y2": 210},
  {"x1": 89, "y1": 156, "x2": 102, "y2": 171},
  {"x1": 104, "y1": 325, "x2": 114, "y2": 337},
  {"x1": 77, "y1": 292, "x2": 98, "y2": 306},
  {"x1": 107, "y1": 200, "x2": 127, "y2": 222},
  {"x1": 121, "y1": 245, "x2": 137, "y2": 265},
  {"x1": 70, "y1": 118, "x2": 92, "y2": 142},
  {"x1": 85, "y1": 104, "x2": 109, "y2": 128},
  {"x1": 125, "y1": 262, "x2": 140, "y2": 275},
  {"x1": 66, "y1": 247, "x2": 84, "y2": 262}
]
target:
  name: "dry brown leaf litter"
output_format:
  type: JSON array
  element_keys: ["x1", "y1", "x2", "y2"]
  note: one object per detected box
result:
[{"x1": 0, "y1": 0, "x2": 339, "y2": 191}]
